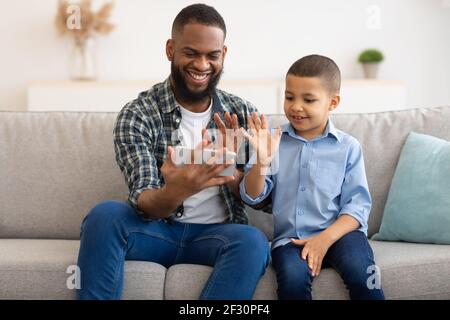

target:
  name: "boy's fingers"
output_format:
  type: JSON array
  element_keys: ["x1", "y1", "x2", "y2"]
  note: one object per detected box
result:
[
  {"x1": 291, "y1": 238, "x2": 307, "y2": 246},
  {"x1": 308, "y1": 254, "x2": 314, "y2": 271},
  {"x1": 316, "y1": 261, "x2": 322, "y2": 277},
  {"x1": 312, "y1": 256, "x2": 319, "y2": 277},
  {"x1": 301, "y1": 246, "x2": 308, "y2": 260}
]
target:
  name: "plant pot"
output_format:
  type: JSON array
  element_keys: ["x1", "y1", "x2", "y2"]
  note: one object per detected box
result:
[
  {"x1": 69, "y1": 37, "x2": 97, "y2": 81},
  {"x1": 362, "y1": 62, "x2": 379, "y2": 79}
]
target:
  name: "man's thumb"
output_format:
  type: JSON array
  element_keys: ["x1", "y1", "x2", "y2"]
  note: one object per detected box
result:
[{"x1": 166, "y1": 146, "x2": 176, "y2": 166}]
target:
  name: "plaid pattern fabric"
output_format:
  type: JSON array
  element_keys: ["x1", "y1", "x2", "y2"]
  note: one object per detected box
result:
[{"x1": 113, "y1": 78, "x2": 258, "y2": 224}]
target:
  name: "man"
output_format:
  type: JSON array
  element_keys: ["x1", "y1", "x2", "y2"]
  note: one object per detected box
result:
[{"x1": 77, "y1": 4, "x2": 270, "y2": 300}]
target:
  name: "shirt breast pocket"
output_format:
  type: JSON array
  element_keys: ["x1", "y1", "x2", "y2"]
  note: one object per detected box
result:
[{"x1": 314, "y1": 160, "x2": 344, "y2": 196}]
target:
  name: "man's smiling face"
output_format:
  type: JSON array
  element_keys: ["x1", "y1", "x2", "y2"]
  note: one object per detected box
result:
[{"x1": 167, "y1": 23, "x2": 227, "y2": 105}]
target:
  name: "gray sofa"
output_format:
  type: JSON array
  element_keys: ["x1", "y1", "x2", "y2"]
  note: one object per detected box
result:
[{"x1": 1, "y1": 106, "x2": 450, "y2": 300}]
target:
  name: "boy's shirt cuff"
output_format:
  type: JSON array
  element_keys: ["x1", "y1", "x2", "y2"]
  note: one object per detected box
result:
[
  {"x1": 338, "y1": 205, "x2": 369, "y2": 233},
  {"x1": 239, "y1": 176, "x2": 274, "y2": 205}
]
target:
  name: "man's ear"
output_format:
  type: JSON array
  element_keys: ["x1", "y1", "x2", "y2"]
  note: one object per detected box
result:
[
  {"x1": 222, "y1": 45, "x2": 228, "y2": 59},
  {"x1": 166, "y1": 39, "x2": 174, "y2": 61},
  {"x1": 329, "y1": 94, "x2": 340, "y2": 111}
]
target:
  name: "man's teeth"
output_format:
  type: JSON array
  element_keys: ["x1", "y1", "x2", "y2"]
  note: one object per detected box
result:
[
  {"x1": 293, "y1": 116, "x2": 306, "y2": 120},
  {"x1": 189, "y1": 72, "x2": 209, "y2": 80}
]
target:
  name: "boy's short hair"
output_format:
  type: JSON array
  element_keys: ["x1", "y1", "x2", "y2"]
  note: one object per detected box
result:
[
  {"x1": 287, "y1": 54, "x2": 341, "y2": 94},
  {"x1": 172, "y1": 4, "x2": 227, "y2": 39}
]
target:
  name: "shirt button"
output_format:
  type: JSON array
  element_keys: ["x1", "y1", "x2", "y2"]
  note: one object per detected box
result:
[
  {"x1": 297, "y1": 209, "x2": 303, "y2": 215},
  {"x1": 176, "y1": 212, "x2": 183, "y2": 218},
  {"x1": 175, "y1": 118, "x2": 180, "y2": 123},
  {"x1": 300, "y1": 186, "x2": 306, "y2": 191}
]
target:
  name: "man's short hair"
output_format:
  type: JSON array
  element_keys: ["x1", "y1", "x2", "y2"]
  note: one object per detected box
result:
[
  {"x1": 172, "y1": 4, "x2": 227, "y2": 39},
  {"x1": 287, "y1": 55, "x2": 341, "y2": 94}
]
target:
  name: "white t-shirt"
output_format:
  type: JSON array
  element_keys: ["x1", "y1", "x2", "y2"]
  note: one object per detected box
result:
[{"x1": 174, "y1": 100, "x2": 228, "y2": 224}]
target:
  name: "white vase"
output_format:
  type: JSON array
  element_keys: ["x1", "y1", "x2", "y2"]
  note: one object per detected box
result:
[
  {"x1": 69, "y1": 38, "x2": 97, "y2": 81},
  {"x1": 362, "y1": 62, "x2": 379, "y2": 79}
]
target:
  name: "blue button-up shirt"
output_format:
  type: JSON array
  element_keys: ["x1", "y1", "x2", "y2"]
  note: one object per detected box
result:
[{"x1": 240, "y1": 119, "x2": 372, "y2": 250}]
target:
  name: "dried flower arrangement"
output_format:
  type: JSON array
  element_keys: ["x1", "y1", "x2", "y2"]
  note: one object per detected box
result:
[
  {"x1": 55, "y1": 0, "x2": 115, "y2": 46},
  {"x1": 55, "y1": 0, "x2": 115, "y2": 80}
]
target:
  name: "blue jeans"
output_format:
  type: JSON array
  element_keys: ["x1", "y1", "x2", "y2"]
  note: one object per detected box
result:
[
  {"x1": 272, "y1": 230, "x2": 385, "y2": 300},
  {"x1": 76, "y1": 200, "x2": 270, "y2": 300}
]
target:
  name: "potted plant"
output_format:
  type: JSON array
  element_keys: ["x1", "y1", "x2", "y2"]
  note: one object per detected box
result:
[{"x1": 358, "y1": 49, "x2": 384, "y2": 79}]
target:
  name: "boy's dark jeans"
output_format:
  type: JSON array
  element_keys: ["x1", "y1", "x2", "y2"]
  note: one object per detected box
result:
[{"x1": 272, "y1": 230, "x2": 385, "y2": 300}]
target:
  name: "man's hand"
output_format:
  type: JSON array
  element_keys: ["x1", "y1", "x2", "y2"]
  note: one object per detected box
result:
[
  {"x1": 213, "y1": 111, "x2": 241, "y2": 153},
  {"x1": 161, "y1": 139, "x2": 235, "y2": 201},
  {"x1": 137, "y1": 132, "x2": 235, "y2": 220},
  {"x1": 290, "y1": 233, "x2": 334, "y2": 277},
  {"x1": 213, "y1": 112, "x2": 246, "y2": 196}
]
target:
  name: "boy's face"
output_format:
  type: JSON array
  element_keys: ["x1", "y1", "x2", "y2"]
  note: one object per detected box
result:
[{"x1": 284, "y1": 75, "x2": 340, "y2": 140}]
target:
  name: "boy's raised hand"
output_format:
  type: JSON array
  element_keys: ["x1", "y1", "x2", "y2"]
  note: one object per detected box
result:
[{"x1": 240, "y1": 112, "x2": 282, "y2": 166}]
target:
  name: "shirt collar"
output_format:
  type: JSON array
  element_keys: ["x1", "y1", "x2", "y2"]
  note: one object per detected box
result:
[
  {"x1": 281, "y1": 118, "x2": 342, "y2": 143},
  {"x1": 161, "y1": 77, "x2": 224, "y2": 115}
]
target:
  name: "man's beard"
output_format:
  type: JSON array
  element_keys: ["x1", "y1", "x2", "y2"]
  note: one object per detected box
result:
[{"x1": 171, "y1": 61, "x2": 223, "y2": 104}]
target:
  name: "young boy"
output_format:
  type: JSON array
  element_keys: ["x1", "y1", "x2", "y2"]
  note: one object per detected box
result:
[{"x1": 239, "y1": 55, "x2": 385, "y2": 300}]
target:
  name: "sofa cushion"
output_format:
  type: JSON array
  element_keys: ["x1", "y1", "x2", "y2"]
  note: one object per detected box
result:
[
  {"x1": 1, "y1": 239, "x2": 448, "y2": 300},
  {"x1": 373, "y1": 132, "x2": 450, "y2": 244},
  {"x1": 1, "y1": 107, "x2": 450, "y2": 239},
  {"x1": 164, "y1": 240, "x2": 450, "y2": 300},
  {"x1": 0, "y1": 112, "x2": 128, "y2": 239},
  {"x1": 371, "y1": 240, "x2": 450, "y2": 299},
  {"x1": 164, "y1": 263, "x2": 349, "y2": 300},
  {"x1": 0, "y1": 239, "x2": 166, "y2": 299}
]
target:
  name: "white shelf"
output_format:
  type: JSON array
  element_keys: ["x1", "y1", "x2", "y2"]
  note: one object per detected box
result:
[
  {"x1": 338, "y1": 80, "x2": 407, "y2": 113},
  {"x1": 27, "y1": 79, "x2": 407, "y2": 114}
]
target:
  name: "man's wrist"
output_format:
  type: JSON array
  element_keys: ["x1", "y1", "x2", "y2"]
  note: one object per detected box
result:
[{"x1": 162, "y1": 183, "x2": 189, "y2": 204}]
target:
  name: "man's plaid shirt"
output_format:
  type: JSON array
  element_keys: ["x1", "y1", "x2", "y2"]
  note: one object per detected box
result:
[{"x1": 113, "y1": 78, "x2": 258, "y2": 224}]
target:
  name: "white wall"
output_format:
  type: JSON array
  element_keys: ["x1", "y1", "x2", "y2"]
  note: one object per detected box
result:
[{"x1": 1, "y1": 0, "x2": 449, "y2": 111}]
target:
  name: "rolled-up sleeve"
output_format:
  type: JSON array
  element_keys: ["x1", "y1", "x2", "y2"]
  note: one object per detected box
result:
[
  {"x1": 240, "y1": 176, "x2": 273, "y2": 205},
  {"x1": 113, "y1": 105, "x2": 161, "y2": 210},
  {"x1": 239, "y1": 150, "x2": 274, "y2": 205},
  {"x1": 338, "y1": 141, "x2": 372, "y2": 232}
]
